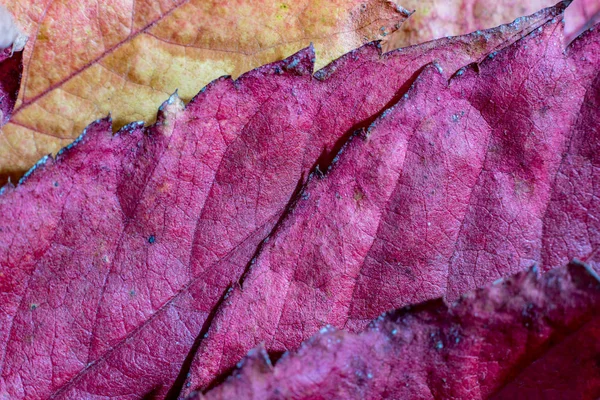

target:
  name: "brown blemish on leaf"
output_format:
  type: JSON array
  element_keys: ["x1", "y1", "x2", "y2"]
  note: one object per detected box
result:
[{"x1": 354, "y1": 186, "x2": 365, "y2": 206}]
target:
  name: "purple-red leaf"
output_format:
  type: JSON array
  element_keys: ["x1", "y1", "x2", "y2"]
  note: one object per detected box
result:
[
  {"x1": 182, "y1": 12, "x2": 600, "y2": 393},
  {"x1": 196, "y1": 260, "x2": 600, "y2": 400},
  {"x1": 0, "y1": 3, "x2": 597, "y2": 399}
]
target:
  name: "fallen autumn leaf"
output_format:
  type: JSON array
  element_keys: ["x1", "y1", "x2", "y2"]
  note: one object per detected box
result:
[{"x1": 0, "y1": 1, "x2": 598, "y2": 399}]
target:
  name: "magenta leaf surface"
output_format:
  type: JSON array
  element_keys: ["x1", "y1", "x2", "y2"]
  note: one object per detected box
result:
[
  {"x1": 0, "y1": 2, "x2": 598, "y2": 399},
  {"x1": 196, "y1": 260, "x2": 600, "y2": 400},
  {"x1": 183, "y1": 12, "x2": 600, "y2": 393}
]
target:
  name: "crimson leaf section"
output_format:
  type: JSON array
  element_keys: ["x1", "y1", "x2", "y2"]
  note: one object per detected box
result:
[
  {"x1": 196, "y1": 261, "x2": 600, "y2": 399},
  {"x1": 183, "y1": 15, "x2": 600, "y2": 393},
  {"x1": 0, "y1": 3, "x2": 577, "y2": 399}
]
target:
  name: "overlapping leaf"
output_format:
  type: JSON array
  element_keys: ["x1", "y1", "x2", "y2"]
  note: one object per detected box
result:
[
  {"x1": 0, "y1": 2, "x2": 598, "y2": 399},
  {"x1": 196, "y1": 261, "x2": 600, "y2": 399}
]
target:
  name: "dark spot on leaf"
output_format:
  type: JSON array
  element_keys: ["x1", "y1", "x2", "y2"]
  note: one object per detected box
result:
[
  {"x1": 354, "y1": 187, "x2": 365, "y2": 203},
  {"x1": 148, "y1": 235, "x2": 155, "y2": 244}
]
